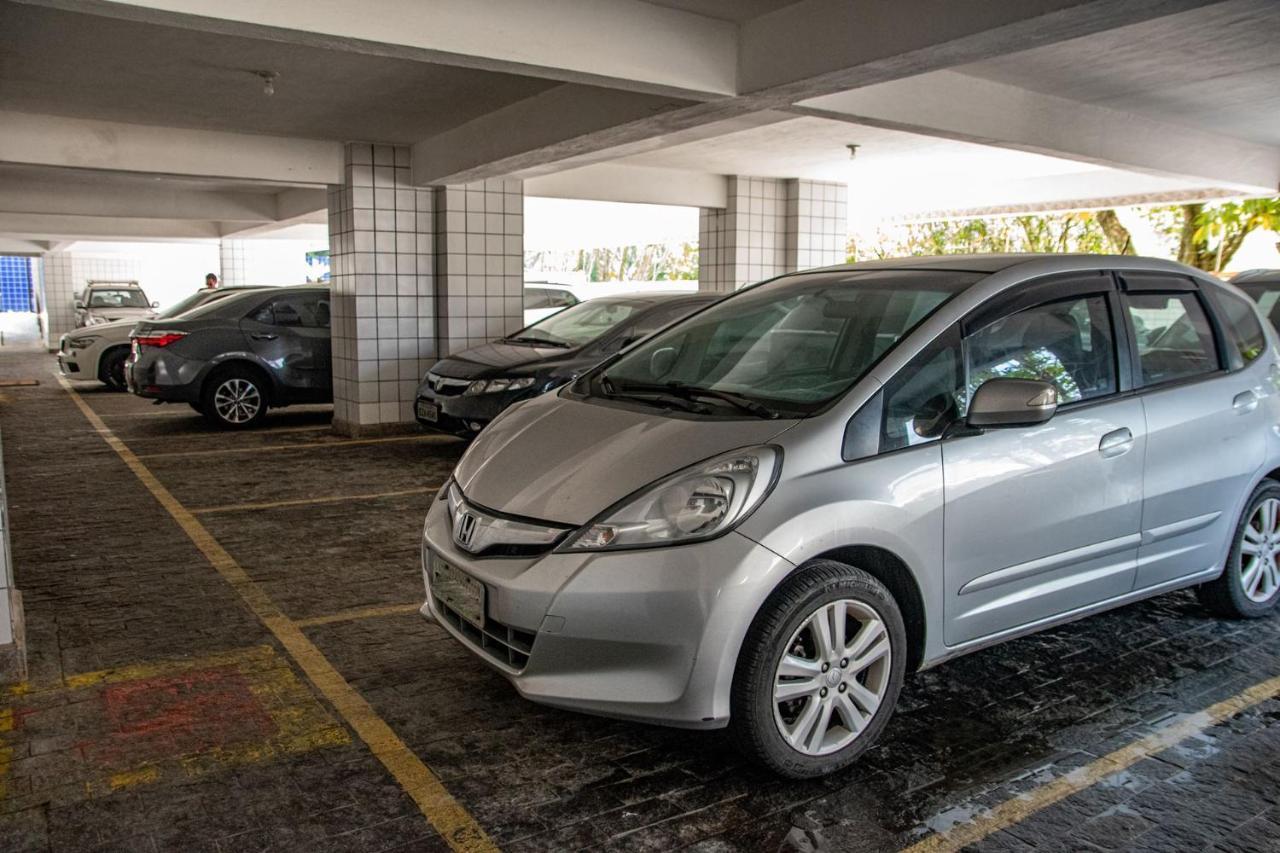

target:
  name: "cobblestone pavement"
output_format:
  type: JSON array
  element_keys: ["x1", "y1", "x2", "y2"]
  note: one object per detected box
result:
[{"x1": 0, "y1": 351, "x2": 1277, "y2": 852}]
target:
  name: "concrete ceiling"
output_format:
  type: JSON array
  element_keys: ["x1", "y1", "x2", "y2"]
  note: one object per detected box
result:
[
  {"x1": 0, "y1": 0, "x2": 559, "y2": 143},
  {"x1": 0, "y1": 163, "x2": 315, "y2": 195},
  {"x1": 959, "y1": 0, "x2": 1280, "y2": 148},
  {"x1": 638, "y1": 0, "x2": 798, "y2": 24}
]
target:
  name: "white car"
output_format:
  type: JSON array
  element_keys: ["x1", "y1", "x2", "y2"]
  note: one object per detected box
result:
[
  {"x1": 59, "y1": 287, "x2": 265, "y2": 390},
  {"x1": 523, "y1": 283, "x2": 580, "y2": 326},
  {"x1": 75, "y1": 282, "x2": 157, "y2": 328}
]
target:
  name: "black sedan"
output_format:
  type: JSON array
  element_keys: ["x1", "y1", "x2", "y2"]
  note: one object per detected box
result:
[{"x1": 415, "y1": 291, "x2": 717, "y2": 435}]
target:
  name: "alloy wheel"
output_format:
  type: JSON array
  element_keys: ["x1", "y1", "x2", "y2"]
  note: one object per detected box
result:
[
  {"x1": 213, "y1": 378, "x2": 262, "y2": 425},
  {"x1": 772, "y1": 599, "x2": 892, "y2": 756},
  {"x1": 1240, "y1": 497, "x2": 1280, "y2": 603}
]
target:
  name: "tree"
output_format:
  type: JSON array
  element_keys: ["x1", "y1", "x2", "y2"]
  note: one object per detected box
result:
[{"x1": 1097, "y1": 198, "x2": 1280, "y2": 272}]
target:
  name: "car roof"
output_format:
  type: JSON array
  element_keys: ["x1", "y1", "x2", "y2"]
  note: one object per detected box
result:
[
  {"x1": 1232, "y1": 269, "x2": 1280, "y2": 285},
  {"x1": 799, "y1": 253, "x2": 1132, "y2": 275}
]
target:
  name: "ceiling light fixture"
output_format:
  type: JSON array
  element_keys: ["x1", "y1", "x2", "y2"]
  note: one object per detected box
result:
[
  {"x1": 847, "y1": 144, "x2": 860, "y2": 160},
  {"x1": 256, "y1": 71, "x2": 278, "y2": 97}
]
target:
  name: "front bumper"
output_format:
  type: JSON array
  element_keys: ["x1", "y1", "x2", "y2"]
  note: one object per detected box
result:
[
  {"x1": 57, "y1": 352, "x2": 83, "y2": 377},
  {"x1": 420, "y1": 494, "x2": 793, "y2": 728},
  {"x1": 414, "y1": 385, "x2": 531, "y2": 434}
]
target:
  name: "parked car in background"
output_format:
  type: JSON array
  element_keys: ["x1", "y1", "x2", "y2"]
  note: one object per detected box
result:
[
  {"x1": 59, "y1": 286, "x2": 268, "y2": 390},
  {"x1": 523, "y1": 282, "x2": 581, "y2": 326},
  {"x1": 1233, "y1": 269, "x2": 1280, "y2": 330},
  {"x1": 416, "y1": 292, "x2": 717, "y2": 436},
  {"x1": 126, "y1": 285, "x2": 330, "y2": 428},
  {"x1": 421, "y1": 255, "x2": 1280, "y2": 778},
  {"x1": 75, "y1": 282, "x2": 157, "y2": 328}
]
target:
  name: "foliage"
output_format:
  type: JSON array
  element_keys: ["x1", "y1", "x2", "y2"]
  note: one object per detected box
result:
[
  {"x1": 848, "y1": 211, "x2": 1112, "y2": 261},
  {"x1": 525, "y1": 243, "x2": 699, "y2": 281}
]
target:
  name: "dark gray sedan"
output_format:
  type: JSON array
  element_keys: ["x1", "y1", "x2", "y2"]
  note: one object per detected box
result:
[
  {"x1": 416, "y1": 292, "x2": 717, "y2": 436},
  {"x1": 126, "y1": 286, "x2": 331, "y2": 428}
]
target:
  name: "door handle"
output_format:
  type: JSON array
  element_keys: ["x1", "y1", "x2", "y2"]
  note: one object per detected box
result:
[
  {"x1": 1233, "y1": 390, "x2": 1259, "y2": 414},
  {"x1": 1099, "y1": 427, "x2": 1134, "y2": 458},
  {"x1": 250, "y1": 333, "x2": 278, "y2": 341}
]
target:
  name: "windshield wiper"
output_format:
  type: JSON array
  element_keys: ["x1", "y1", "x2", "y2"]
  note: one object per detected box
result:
[
  {"x1": 612, "y1": 381, "x2": 779, "y2": 419},
  {"x1": 504, "y1": 335, "x2": 573, "y2": 348},
  {"x1": 598, "y1": 376, "x2": 709, "y2": 413}
]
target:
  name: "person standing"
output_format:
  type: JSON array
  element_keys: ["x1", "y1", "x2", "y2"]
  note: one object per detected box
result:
[{"x1": 205, "y1": 273, "x2": 219, "y2": 289}]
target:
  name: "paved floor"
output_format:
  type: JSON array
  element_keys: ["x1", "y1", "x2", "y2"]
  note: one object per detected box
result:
[{"x1": 0, "y1": 350, "x2": 1277, "y2": 852}]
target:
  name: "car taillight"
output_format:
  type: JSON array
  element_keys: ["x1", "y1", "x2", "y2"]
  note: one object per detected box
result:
[{"x1": 132, "y1": 331, "x2": 188, "y2": 348}]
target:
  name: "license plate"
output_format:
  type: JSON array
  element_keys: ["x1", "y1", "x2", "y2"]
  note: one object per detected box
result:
[
  {"x1": 416, "y1": 399, "x2": 439, "y2": 422},
  {"x1": 430, "y1": 554, "x2": 484, "y2": 629}
]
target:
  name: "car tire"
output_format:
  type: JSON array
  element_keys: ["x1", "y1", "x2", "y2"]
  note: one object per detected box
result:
[
  {"x1": 1197, "y1": 478, "x2": 1280, "y2": 618},
  {"x1": 201, "y1": 366, "x2": 269, "y2": 430},
  {"x1": 730, "y1": 560, "x2": 906, "y2": 779},
  {"x1": 188, "y1": 402, "x2": 205, "y2": 415},
  {"x1": 99, "y1": 347, "x2": 129, "y2": 392}
]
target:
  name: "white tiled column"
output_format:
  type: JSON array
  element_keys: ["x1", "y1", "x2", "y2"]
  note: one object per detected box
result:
[
  {"x1": 41, "y1": 252, "x2": 142, "y2": 344},
  {"x1": 698, "y1": 177, "x2": 847, "y2": 293},
  {"x1": 328, "y1": 143, "x2": 436, "y2": 436},
  {"x1": 435, "y1": 179, "x2": 524, "y2": 356},
  {"x1": 218, "y1": 240, "x2": 248, "y2": 287}
]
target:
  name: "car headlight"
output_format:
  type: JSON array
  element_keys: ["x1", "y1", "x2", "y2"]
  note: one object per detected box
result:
[
  {"x1": 67, "y1": 336, "x2": 100, "y2": 349},
  {"x1": 560, "y1": 446, "x2": 780, "y2": 551},
  {"x1": 463, "y1": 377, "x2": 537, "y2": 395},
  {"x1": 82, "y1": 315, "x2": 108, "y2": 326}
]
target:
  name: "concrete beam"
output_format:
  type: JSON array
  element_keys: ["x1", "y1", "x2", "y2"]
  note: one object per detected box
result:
[
  {"x1": 0, "y1": 176, "x2": 281, "y2": 222},
  {"x1": 0, "y1": 111, "x2": 343, "y2": 184},
  {"x1": 800, "y1": 71, "x2": 1280, "y2": 195},
  {"x1": 0, "y1": 213, "x2": 221, "y2": 241},
  {"x1": 739, "y1": 0, "x2": 1230, "y2": 97},
  {"x1": 525, "y1": 164, "x2": 727, "y2": 209},
  {"x1": 24, "y1": 0, "x2": 736, "y2": 99},
  {"x1": 218, "y1": 188, "x2": 328, "y2": 237},
  {"x1": 413, "y1": 85, "x2": 693, "y2": 185},
  {"x1": 0, "y1": 238, "x2": 51, "y2": 255}
]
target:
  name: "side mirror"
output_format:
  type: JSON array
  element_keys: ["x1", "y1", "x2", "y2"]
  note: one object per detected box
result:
[
  {"x1": 967, "y1": 378, "x2": 1058, "y2": 428},
  {"x1": 649, "y1": 346, "x2": 677, "y2": 379},
  {"x1": 74, "y1": 300, "x2": 85, "y2": 310},
  {"x1": 151, "y1": 301, "x2": 160, "y2": 309}
]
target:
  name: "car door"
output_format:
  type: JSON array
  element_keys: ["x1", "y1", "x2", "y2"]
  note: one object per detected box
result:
[
  {"x1": 239, "y1": 290, "x2": 332, "y2": 402},
  {"x1": 1122, "y1": 273, "x2": 1267, "y2": 590},
  {"x1": 942, "y1": 275, "x2": 1145, "y2": 646}
]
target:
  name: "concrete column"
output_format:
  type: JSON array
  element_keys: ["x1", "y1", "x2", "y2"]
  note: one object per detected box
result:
[
  {"x1": 40, "y1": 252, "x2": 142, "y2": 344},
  {"x1": 218, "y1": 239, "x2": 248, "y2": 287},
  {"x1": 328, "y1": 143, "x2": 436, "y2": 436},
  {"x1": 435, "y1": 179, "x2": 525, "y2": 356},
  {"x1": 698, "y1": 177, "x2": 847, "y2": 293}
]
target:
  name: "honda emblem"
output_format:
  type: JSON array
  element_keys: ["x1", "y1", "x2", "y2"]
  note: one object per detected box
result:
[{"x1": 455, "y1": 511, "x2": 479, "y2": 550}]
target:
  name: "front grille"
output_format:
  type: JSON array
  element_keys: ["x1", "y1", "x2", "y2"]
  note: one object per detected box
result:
[
  {"x1": 434, "y1": 595, "x2": 536, "y2": 671},
  {"x1": 426, "y1": 373, "x2": 471, "y2": 397}
]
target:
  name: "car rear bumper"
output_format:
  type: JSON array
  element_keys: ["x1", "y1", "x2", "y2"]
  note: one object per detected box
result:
[
  {"x1": 126, "y1": 348, "x2": 204, "y2": 403},
  {"x1": 419, "y1": 492, "x2": 792, "y2": 728}
]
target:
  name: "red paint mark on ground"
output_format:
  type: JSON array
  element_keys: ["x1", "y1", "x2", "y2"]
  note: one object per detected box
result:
[{"x1": 82, "y1": 665, "x2": 276, "y2": 767}]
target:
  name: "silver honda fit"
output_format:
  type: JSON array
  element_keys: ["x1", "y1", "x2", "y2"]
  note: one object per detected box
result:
[{"x1": 420, "y1": 254, "x2": 1280, "y2": 777}]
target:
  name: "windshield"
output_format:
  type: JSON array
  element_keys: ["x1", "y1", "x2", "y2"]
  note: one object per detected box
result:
[
  {"x1": 88, "y1": 289, "x2": 149, "y2": 309},
  {"x1": 507, "y1": 299, "x2": 640, "y2": 347},
  {"x1": 590, "y1": 270, "x2": 980, "y2": 416}
]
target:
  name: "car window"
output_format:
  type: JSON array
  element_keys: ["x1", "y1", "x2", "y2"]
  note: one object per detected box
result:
[
  {"x1": 879, "y1": 326, "x2": 964, "y2": 453},
  {"x1": 87, "y1": 289, "x2": 149, "y2": 309},
  {"x1": 524, "y1": 288, "x2": 553, "y2": 310},
  {"x1": 628, "y1": 302, "x2": 704, "y2": 341},
  {"x1": 1237, "y1": 283, "x2": 1280, "y2": 331},
  {"x1": 965, "y1": 294, "x2": 1117, "y2": 406},
  {"x1": 514, "y1": 299, "x2": 638, "y2": 347},
  {"x1": 251, "y1": 292, "x2": 330, "y2": 328},
  {"x1": 1124, "y1": 292, "x2": 1217, "y2": 386},
  {"x1": 1211, "y1": 288, "x2": 1268, "y2": 367}
]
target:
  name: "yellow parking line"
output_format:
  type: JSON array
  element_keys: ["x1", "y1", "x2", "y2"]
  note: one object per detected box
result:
[
  {"x1": 295, "y1": 602, "x2": 424, "y2": 628},
  {"x1": 191, "y1": 487, "x2": 437, "y2": 515},
  {"x1": 57, "y1": 375, "x2": 497, "y2": 853},
  {"x1": 122, "y1": 425, "x2": 334, "y2": 442},
  {"x1": 903, "y1": 673, "x2": 1280, "y2": 853},
  {"x1": 135, "y1": 434, "x2": 453, "y2": 459}
]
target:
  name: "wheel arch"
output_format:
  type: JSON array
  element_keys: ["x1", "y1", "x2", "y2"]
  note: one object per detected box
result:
[
  {"x1": 95, "y1": 343, "x2": 131, "y2": 383},
  {"x1": 806, "y1": 545, "x2": 928, "y2": 673},
  {"x1": 202, "y1": 357, "x2": 278, "y2": 406}
]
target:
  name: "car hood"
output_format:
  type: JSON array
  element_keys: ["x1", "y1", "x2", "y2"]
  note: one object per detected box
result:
[
  {"x1": 68, "y1": 317, "x2": 136, "y2": 337},
  {"x1": 89, "y1": 308, "x2": 154, "y2": 322},
  {"x1": 453, "y1": 392, "x2": 798, "y2": 525},
  {"x1": 430, "y1": 340, "x2": 578, "y2": 379}
]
